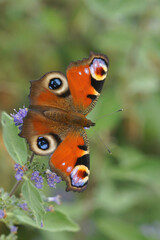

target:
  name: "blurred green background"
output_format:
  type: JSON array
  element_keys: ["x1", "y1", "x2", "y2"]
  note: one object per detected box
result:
[{"x1": 0, "y1": 0, "x2": 160, "y2": 239}]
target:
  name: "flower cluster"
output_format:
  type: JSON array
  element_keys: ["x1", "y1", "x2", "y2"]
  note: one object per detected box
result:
[
  {"x1": 18, "y1": 203, "x2": 28, "y2": 211},
  {"x1": 31, "y1": 171, "x2": 43, "y2": 189},
  {"x1": 14, "y1": 163, "x2": 26, "y2": 181},
  {"x1": 11, "y1": 106, "x2": 28, "y2": 130},
  {"x1": 46, "y1": 170, "x2": 61, "y2": 188}
]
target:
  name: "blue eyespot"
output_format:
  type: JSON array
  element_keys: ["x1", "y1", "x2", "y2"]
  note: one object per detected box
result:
[
  {"x1": 37, "y1": 137, "x2": 49, "y2": 150},
  {"x1": 49, "y1": 78, "x2": 62, "y2": 90}
]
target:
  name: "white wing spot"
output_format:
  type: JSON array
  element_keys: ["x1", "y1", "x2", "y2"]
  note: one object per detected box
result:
[
  {"x1": 79, "y1": 71, "x2": 82, "y2": 75},
  {"x1": 67, "y1": 166, "x2": 72, "y2": 172},
  {"x1": 84, "y1": 68, "x2": 89, "y2": 74},
  {"x1": 62, "y1": 162, "x2": 65, "y2": 166}
]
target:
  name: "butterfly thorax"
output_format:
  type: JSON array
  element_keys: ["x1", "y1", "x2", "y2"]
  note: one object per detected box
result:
[{"x1": 43, "y1": 108, "x2": 95, "y2": 128}]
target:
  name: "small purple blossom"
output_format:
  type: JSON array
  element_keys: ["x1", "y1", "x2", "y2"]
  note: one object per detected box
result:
[
  {"x1": 15, "y1": 171, "x2": 23, "y2": 181},
  {"x1": 14, "y1": 163, "x2": 21, "y2": 171},
  {"x1": 14, "y1": 163, "x2": 25, "y2": 181},
  {"x1": 31, "y1": 171, "x2": 40, "y2": 180},
  {"x1": 47, "y1": 195, "x2": 61, "y2": 205},
  {"x1": 0, "y1": 210, "x2": 5, "y2": 219},
  {"x1": 18, "y1": 203, "x2": 28, "y2": 211},
  {"x1": 46, "y1": 169, "x2": 61, "y2": 188},
  {"x1": 46, "y1": 205, "x2": 54, "y2": 212},
  {"x1": 10, "y1": 225, "x2": 18, "y2": 234},
  {"x1": 11, "y1": 106, "x2": 28, "y2": 130},
  {"x1": 40, "y1": 221, "x2": 43, "y2": 228},
  {"x1": 35, "y1": 181, "x2": 43, "y2": 189},
  {"x1": 31, "y1": 171, "x2": 43, "y2": 189}
]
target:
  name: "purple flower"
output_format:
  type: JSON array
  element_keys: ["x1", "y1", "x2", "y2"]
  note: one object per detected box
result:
[
  {"x1": 46, "y1": 170, "x2": 61, "y2": 188},
  {"x1": 18, "y1": 203, "x2": 28, "y2": 211},
  {"x1": 11, "y1": 106, "x2": 28, "y2": 130},
  {"x1": 14, "y1": 163, "x2": 25, "y2": 181},
  {"x1": 47, "y1": 195, "x2": 61, "y2": 205},
  {"x1": 40, "y1": 221, "x2": 43, "y2": 228},
  {"x1": 14, "y1": 163, "x2": 21, "y2": 171},
  {"x1": 31, "y1": 171, "x2": 43, "y2": 189},
  {"x1": 46, "y1": 205, "x2": 54, "y2": 212},
  {"x1": 10, "y1": 225, "x2": 18, "y2": 234},
  {"x1": 35, "y1": 182, "x2": 43, "y2": 189},
  {"x1": 0, "y1": 210, "x2": 5, "y2": 219},
  {"x1": 31, "y1": 171, "x2": 40, "y2": 180}
]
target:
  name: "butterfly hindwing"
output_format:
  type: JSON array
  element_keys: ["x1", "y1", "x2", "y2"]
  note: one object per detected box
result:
[
  {"x1": 49, "y1": 130, "x2": 90, "y2": 192},
  {"x1": 19, "y1": 110, "x2": 69, "y2": 155}
]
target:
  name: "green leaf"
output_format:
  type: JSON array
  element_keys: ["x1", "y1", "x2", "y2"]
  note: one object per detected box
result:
[
  {"x1": 42, "y1": 210, "x2": 80, "y2": 232},
  {"x1": 0, "y1": 233, "x2": 18, "y2": 240},
  {"x1": 97, "y1": 218, "x2": 153, "y2": 240},
  {"x1": 1, "y1": 112, "x2": 27, "y2": 165},
  {"x1": 22, "y1": 180, "x2": 45, "y2": 225},
  {"x1": 14, "y1": 209, "x2": 79, "y2": 232},
  {"x1": 13, "y1": 209, "x2": 38, "y2": 228}
]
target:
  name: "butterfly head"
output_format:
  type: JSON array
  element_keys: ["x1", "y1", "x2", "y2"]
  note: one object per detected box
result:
[{"x1": 85, "y1": 119, "x2": 95, "y2": 128}]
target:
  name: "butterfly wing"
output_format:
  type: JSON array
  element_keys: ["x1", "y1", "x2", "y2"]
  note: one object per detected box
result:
[
  {"x1": 66, "y1": 52, "x2": 109, "y2": 115},
  {"x1": 29, "y1": 71, "x2": 74, "y2": 112},
  {"x1": 29, "y1": 52, "x2": 109, "y2": 115},
  {"x1": 50, "y1": 130, "x2": 90, "y2": 192}
]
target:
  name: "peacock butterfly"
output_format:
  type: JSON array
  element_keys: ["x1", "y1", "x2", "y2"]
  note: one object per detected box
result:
[{"x1": 20, "y1": 53, "x2": 109, "y2": 192}]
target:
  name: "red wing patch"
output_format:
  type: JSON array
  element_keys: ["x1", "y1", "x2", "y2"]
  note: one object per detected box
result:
[
  {"x1": 66, "y1": 53, "x2": 109, "y2": 115},
  {"x1": 49, "y1": 131, "x2": 90, "y2": 192},
  {"x1": 67, "y1": 64, "x2": 96, "y2": 108}
]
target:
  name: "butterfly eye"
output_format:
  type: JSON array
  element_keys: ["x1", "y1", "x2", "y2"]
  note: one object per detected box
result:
[
  {"x1": 49, "y1": 78, "x2": 62, "y2": 90},
  {"x1": 90, "y1": 58, "x2": 108, "y2": 81},
  {"x1": 30, "y1": 134, "x2": 61, "y2": 155}
]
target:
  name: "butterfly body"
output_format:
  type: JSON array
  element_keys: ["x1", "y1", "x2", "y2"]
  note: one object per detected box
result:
[
  {"x1": 43, "y1": 108, "x2": 95, "y2": 128},
  {"x1": 20, "y1": 53, "x2": 109, "y2": 192}
]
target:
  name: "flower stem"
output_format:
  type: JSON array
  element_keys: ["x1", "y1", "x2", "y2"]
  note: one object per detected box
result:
[
  {"x1": 9, "y1": 152, "x2": 35, "y2": 197},
  {"x1": 29, "y1": 152, "x2": 35, "y2": 164},
  {"x1": 9, "y1": 180, "x2": 22, "y2": 197}
]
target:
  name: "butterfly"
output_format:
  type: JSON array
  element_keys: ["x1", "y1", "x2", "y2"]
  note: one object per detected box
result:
[{"x1": 20, "y1": 53, "x2": 109, "y2": 192}]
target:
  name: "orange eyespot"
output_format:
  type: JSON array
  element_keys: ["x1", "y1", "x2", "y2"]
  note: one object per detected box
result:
[{"x1": 90, "y1": 58, "x2": 108, "y2": 81}]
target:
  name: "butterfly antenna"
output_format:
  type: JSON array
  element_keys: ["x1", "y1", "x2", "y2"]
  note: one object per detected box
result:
[
  {"x1": 95, "y1": 108, "x2": 123, "y2": 121},
  {"x1": 91, "y1": 109, "x2": 123, "y2": 153},
  {"x1": 97, "y1": 134, "x2": 112, "y2": 154}
]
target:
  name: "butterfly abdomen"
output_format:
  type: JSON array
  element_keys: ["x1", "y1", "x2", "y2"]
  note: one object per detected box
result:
[{"x1": 43, "y1": 109, "x2": 94, "y2": 128}]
